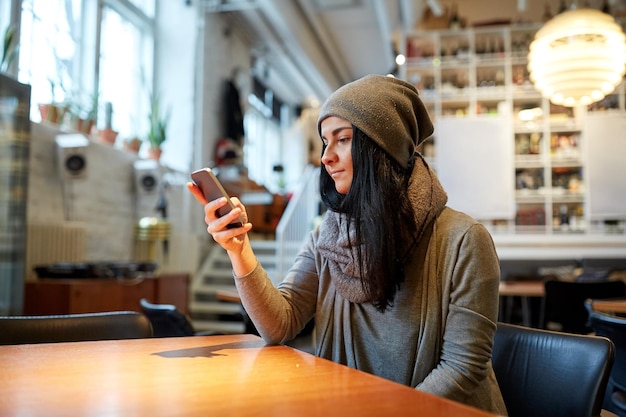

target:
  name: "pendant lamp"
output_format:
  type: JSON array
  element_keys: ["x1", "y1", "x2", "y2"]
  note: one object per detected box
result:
[{"x1": 528, "y1": 8, "x2": 626, "y2": 107}]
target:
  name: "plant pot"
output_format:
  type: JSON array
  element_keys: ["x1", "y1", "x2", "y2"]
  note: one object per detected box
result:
[
  {"x1": 38, "y1": 104, "x2": 66, "y2": 124},
  {"x1": 98, "y1": 128, "x2": 118, "y2": 145},
  {"x1": 147, "y1": 147, "x2": 162, "y2": 161},
  {"x1": 66, "y1": 117, "x2": 95, "y2": 135},
  {"x1": 124, "y1": 139, "x2": 142, "y2": 153},
  {"x1": 75, "y1": 118, "x2": 95, "y2": 135}
]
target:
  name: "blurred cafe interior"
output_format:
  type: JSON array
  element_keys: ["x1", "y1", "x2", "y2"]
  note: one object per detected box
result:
[{"x1": 1, "y1": 0, "x2": 626, "y2": 415}]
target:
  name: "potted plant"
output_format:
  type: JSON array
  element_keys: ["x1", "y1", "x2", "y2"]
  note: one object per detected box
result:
[
  {"x1": 66, "y1": 90, "x2": 98, "y2": 134},
  {"x1": 38, "y1": 79, "x2": 68, "y2": 124},
  {"x1": 146, "y1": 92, "x2": 170, "y2": 160},
  {"x1": 123, "y1": 136, "x2": 142, "y2": 153},
  {"x1": 1, "y1": 24, "x2": 18, "y2": 74},
  {"x1": 98, "y1": 101, "x2": 118, "y2": 145},
  {"x1": 38, "y1": 50, "x2": 74, "y2": 125}
]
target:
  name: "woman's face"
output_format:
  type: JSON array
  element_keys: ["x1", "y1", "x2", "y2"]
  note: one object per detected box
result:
[{"x1": 320, "y1": 116, "x2": 353, "y2": 195}]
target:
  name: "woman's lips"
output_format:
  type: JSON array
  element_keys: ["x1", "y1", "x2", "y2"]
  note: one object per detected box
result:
[{"x1": 329, "y1": 169, "x2": 343, "y2": 179}]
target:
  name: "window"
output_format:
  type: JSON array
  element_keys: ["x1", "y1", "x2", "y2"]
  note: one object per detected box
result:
[
  {"x1": 244, "y1": 106, "x2": 282, "y2": 193},
  {"x1": 245, "y1": 76, "x2": 294, "y2": 192},
  {"x1": 0, "y1": 2, "x2": 12, "y2": 56},
  {"x1": 19, "y1": 0, "x2": 85, "y2": 117},
  {"x1": 99, "y1": 2, "x2": 153, "y2": 139},
  {"x1": 16, "y1": 0, "x2": 154, "y2": 141}
]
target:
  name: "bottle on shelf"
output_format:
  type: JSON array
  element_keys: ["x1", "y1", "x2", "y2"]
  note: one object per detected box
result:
[
  {"x1": 476, "y1": 37, "x2": 486, "y2": 55},
  {"x1": 559, "y1": 205, "x2": 570, "y2": 231}
]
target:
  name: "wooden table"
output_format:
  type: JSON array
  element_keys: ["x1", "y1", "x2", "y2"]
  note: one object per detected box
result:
[
  {"x1": 590, "y1": 298, "x2": 626, "y2": 314},
  {"x1": 499, "y1": 281, "x2": 545, "y2": 327},
  {"x1": 498, "y1": 281, "x2": 545, "y2": 298},
  {"x1": 0, "y1": 334, "x2": 496, "y2": 417}
]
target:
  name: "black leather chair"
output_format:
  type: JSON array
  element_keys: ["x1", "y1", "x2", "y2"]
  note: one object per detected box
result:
[
  {"x1": 587, "y1": 307, "x2": 626, "y2": 417},
  {"x1": 492, "y1": 322, "x2": 615, "y2": 417},
  {"x1": 541, "y1": 279, "x2": 626, "y2": 333},
  {"x1": 0, "y1": 311, "x2": 153, "y2": 345},
  {"x1": 139, "y1": 298, "x2": 214, "y2": 337}
]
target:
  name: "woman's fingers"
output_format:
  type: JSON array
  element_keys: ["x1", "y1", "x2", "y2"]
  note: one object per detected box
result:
[
  {"x1": 206, "y1": 203, "x2": 243, "y2": 229},
  {"x1": 186, "y1": 182, "x2": 208, "y2": 205},
  {"x1": 204, "y1": 197, "x2": 232, "y2": 223},
  {"x1": 208, "y1": 214, "x2": 253, "y2": 252},
  {"x1": 229, "y1": 197, "x2": 248, "y2": 223}
]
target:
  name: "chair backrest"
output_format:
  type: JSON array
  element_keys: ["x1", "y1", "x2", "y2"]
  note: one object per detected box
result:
[
  {"x1": 587, "y1": 309, "x2": 626, "y2": 416},
  {"x1": 0, "y1": 311, "x2": 153, "y2": 345},
  {"x1": 139, "y1": 298, "x2": 196, "y2": 337},
  {"x1": 543, "y1": 280, "x2": 626, "y2": 333},
  {"x1": 492, "y1": 322, "x2": 615, "y2": 417}
]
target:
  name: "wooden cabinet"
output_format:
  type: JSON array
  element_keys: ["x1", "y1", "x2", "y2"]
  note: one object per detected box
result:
[{"x1": 23, "y1": 273, "x2": 189, "y2": 315}]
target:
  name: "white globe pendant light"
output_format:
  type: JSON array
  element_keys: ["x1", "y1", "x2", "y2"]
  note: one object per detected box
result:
[{"x1": 528, "y1": 8, "x2": 626, "y2": 107}]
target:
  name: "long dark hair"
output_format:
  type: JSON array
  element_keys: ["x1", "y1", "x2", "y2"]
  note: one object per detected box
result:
[{"x1": 320, "y1": 127, "x2": 418, "y2": 312}]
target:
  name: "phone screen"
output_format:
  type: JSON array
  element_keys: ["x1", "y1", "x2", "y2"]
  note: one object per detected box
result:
[{"x1": 190, "y1": 168, "x2": 243, "y2": 228}]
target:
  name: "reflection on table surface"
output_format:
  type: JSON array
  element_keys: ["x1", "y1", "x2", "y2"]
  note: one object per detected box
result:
[{"x1": 0, "y1": 334, "x2": 496, "y2": 417}]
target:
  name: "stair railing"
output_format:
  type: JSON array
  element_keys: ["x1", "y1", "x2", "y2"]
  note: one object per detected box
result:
[{"x1": 275, "y1": 165, "x2": 321, "y2": 281}]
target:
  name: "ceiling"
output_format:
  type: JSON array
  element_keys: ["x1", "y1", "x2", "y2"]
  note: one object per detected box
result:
[
  {"x1": 202, "y1": 0, "x2": 626, "y2": 106},
  {"x1": 203, "y1": 0, "x2": 435, "y2": 106}
]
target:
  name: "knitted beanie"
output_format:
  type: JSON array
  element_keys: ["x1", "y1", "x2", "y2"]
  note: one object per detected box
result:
[{"x1": 317, "y1": 74, "x2": 434, "y2": 169}]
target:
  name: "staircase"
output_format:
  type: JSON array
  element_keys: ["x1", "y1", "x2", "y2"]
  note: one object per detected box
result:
[{"x1": 189, "y1": 238, "x2": 278, "y2": 334}]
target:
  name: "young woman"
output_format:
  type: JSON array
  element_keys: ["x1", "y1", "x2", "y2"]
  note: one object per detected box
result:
[{"x1": 188, "y1": 74, "x2": 507, "y2": 415}]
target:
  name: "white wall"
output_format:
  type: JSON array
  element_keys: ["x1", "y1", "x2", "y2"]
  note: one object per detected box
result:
[
  {"x1": 196, "y1": 11, "x2": 253, "y2": 171},
  {"x1": 26, "y1": 122, "x2": 199, "y2": 279}
]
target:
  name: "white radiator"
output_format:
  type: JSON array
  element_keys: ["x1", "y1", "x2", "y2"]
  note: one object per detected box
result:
[{"x1": 25, "y1": 222, "x2": 86, "y2": 281}]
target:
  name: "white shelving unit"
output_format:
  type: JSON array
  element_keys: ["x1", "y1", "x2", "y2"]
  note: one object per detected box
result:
[{"x1": 402, "y1": 22, "x2": 626, "y2": 241}]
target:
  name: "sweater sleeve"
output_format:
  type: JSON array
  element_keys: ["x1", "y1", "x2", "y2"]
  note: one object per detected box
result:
[
  {"x1": 234, "y1": 229, "x2": 320, "y2": 345},
  {"x1": 417, "y1": 222, "x2": 500, "y2": 402}
]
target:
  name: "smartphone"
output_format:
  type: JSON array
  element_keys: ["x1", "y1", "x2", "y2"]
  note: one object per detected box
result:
[{"x1": 190, "y1": 168, "x2": 244, "y2": 228}]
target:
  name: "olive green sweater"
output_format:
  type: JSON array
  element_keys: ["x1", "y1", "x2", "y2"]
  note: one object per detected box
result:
[{"x1": 234, "y1": 207, "x2": 507, "y2": 415}]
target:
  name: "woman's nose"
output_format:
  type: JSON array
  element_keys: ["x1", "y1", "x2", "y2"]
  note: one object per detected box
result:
[{"x1": 321, "y1": 146, "x2": 334, "y2": 165}]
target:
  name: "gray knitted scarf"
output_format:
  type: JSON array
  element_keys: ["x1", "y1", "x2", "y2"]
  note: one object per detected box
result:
[{"x1": 317, "y1": 155, "x2": 448, "y2": 303}]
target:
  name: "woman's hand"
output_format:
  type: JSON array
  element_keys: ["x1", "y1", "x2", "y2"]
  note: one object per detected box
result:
[
  {"x1": 187, "y1": 180, "x2": 209, "y2": 205},
  {"x1": 186, "y1": 182, "x2": 253, "y2": 254}
]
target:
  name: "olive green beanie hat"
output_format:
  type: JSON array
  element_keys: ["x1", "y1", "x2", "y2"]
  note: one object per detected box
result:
[{"x1": 317, "y1": 74, "x2": 434, "y2": 169}]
